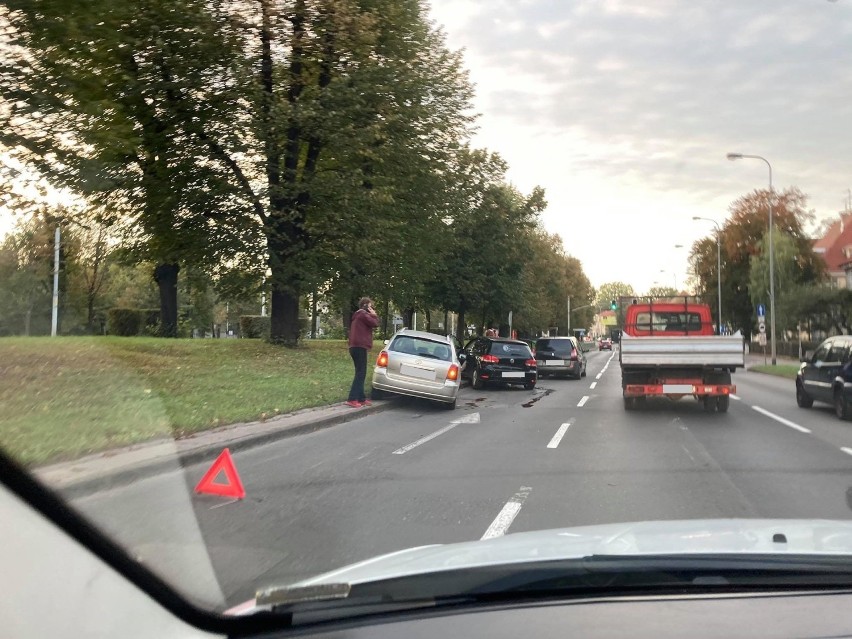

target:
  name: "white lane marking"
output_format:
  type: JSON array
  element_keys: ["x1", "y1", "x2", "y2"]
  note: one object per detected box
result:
[
  {"x1": 841, "y1": 447, "x2": 852, "y2": 457},
  {"x1": 751, "y1": 406, "x2": 811, "y2": 433},
  {"x1": 590, "y1": 381, "x2": 597, "y2": 389},
  {"x1": 577, "y1": 395, "x2": 590, "y2": 407},
  {"x1": 209, "y1": 499, "x2": 239, "y2": 510},
  {"x1": 392, "y1": 412, "x2": 480, "y2": 454},
  {"x1": 547, "y1": 420, "x2": 573, "y2": 449},
  {"x1": 481, "y1": 486, "x2": 532, "y2": 540},
  {"x1": 596, "y1": 373, "x2": 603, "y2": 380},
  {"x1": 731, "y1": 394, "x2": 741, "y2": 401}
]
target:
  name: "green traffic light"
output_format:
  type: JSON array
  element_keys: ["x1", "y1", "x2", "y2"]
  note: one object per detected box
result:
[{"x1": 610, "y1": 300, "x2": 617, "y2": 310}]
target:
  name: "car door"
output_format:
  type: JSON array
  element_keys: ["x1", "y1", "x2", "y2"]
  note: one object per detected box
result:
[
  {"x1": 805, "y1": 340, "x2": 834, "y2": 402},
  {"x1": 460, "y1": 338, "x2": 482, "y2": 379}
]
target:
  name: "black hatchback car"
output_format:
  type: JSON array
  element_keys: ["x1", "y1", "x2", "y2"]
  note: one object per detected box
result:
[
  {"x1": 797, "y1": 335, "x2": 852, "y2": 420},
  {"x1": 459, "y1": 337, "x2": 537, "y2": 390},
  {"x1": 534, "y1": 336, "x2": 586, "y2": 379}
]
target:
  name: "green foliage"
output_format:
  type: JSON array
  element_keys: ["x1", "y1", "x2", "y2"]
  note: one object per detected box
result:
[
  {"x1": 107, "y1": 308, "x2": 144, "y2": 337},
  {"x1": 596, "y1": 282, "x2": 635, "y2": 308},
  {"x1": 240, "y1": 315, "x2": 271, "y2": 339}
]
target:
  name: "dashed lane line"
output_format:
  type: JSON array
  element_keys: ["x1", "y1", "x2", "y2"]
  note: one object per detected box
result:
[
  {"x1": 590, "y1": 381, "x2": 597, "y2": 389},
  {"x1": 577, "y1": 395, "x2": 590, "y2": 407},
  {"x1": 751, "y1": 406, "x2": 811, "y2": 434},
  {"x1": 481, "y1": 486, "x2": 532, "y2": 540},
  {"x1": 392, "y1": 412, "x2": 480, "y2": 455},
  {"x1": 547, "y1": 420, "x2": 573, "y2": 449}
]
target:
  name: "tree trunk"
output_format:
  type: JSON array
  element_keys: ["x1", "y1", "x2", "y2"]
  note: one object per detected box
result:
[
  {"x1": 270, "y1": 284, "x2": 301, "y2": 346},
  {"x1": 311, "y1": 290, "x2": 318, "y2": 339},
  {"x1": 444, "y1": 310, "x2": 449, "y2": 335},
  {"x1": 402, "y1": 307, "x2": 414, "y2": 329},
  {"x1": 425, "y1": 308, "x2": 432, "y2": 332},
  {"x1": 382, "y1": 298, "x2": 390, "y2": 338},
  {"x1": 153, "y1": 263, "x2": 180, "y2": 337},
  {"x1": 456, "y1": 308, "x2": 466, "y2": 343}
]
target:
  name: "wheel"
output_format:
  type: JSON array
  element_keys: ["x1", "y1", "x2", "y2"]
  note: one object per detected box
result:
[
  {"x1": 717, "y1": 395, "x2": 730, "y2": 413},
  {"x1": 581, "y1": 366, "x2": 587, "y2": 378},
  {"x1": 523, "y1": 380, "x2": 536, "y2": 390},
  {"x1": 835, "y1": 389, "x2": 850, "y2": 420},
  {"x1": 371, "y1": 387, "x2": 387, "y2": 400},
  {"x1": 702, "y1": 395, "x2": 716, "y2": 413},
  {"x1": 624, "y1": 396, "x2": 636, "y2": 410},
  {"x1": 796, "y1": 381, "x2": 813, "y2": 408},
  {"x1": 440, "y1": 397, "x2": 457, "y2": 410},
  {"x1": 471, "y1": 367, "x2": 484, "y2": 390}
]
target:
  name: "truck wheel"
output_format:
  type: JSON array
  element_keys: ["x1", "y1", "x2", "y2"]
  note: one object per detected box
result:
[
  {"x1": 624, "y1": 396, "x2": 636, "y2": 410},
  {"x1": 835, "y1": 389, "x2": 850, "y2": 421},
  {"x1": 717, "y1": 395, "x2": 730, "y2": 413},
  {"x1": 796, "y1": 381, "x2": 813, "y2": 408},
  {"x1": 702, "y1": 396, "x2": 716, "y2": 413}
]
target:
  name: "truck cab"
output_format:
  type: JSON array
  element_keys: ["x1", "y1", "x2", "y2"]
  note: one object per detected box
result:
[{"x1": 623, "y1": 301, "x2": 715, "y2": 337}]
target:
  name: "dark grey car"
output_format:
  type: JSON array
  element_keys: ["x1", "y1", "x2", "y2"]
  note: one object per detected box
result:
[
  {"x1": 534, "y1": 336, "x2": 586, "y2": 379},
  {"x1": 797, "y1": 335, "x2": 852, "y2": 420}
]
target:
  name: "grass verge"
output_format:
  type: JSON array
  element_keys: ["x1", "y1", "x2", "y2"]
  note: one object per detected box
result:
[
  {"x1": 0, "y1": 337, "x2": 377, "y2": 466},
  {"x1": 749, "y1": 364, "x2": 799, "y2": 379}
]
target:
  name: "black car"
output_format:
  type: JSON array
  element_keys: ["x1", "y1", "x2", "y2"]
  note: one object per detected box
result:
[
  {"x1": 797, "y1": 335, "x2": 852, "y2": 419},
  {"x1": 534, "y1": 336, "x2": 586, "y2": 379},
  {"x1": 459, "y1": 337, "x2": 537, "y2": 390}
]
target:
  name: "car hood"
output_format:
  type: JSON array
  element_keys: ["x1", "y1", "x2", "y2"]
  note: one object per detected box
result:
[{"x1": 296, "y1": 519, "x2": 852, "y2": 587}]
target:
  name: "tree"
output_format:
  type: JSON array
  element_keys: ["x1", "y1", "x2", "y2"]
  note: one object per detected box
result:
[
  {"x1": 646, "y1": 285, "x2": 679, "y2": 297},
  {"x1": 596, "y1": 282, "x2": 635, "y2": 309},
  {"x1": 689, "y1": 187, "x2": 824, "y2": 335}
]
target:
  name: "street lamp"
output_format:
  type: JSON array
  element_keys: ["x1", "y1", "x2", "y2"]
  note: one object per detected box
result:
[
  {"x1": 659, "y1": 269, "x2": 677, "y2": 290},
  {"x1": 727, "y1": 152, "x2": 775, "y2": 364},
  {"x1": 693, "y1": 216, "x2": 723, "y2": 335}
]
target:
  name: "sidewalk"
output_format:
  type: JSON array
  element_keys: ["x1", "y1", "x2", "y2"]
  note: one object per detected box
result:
[{"x1": 35, "y1": 400, "x2": 395, "y2": 497}]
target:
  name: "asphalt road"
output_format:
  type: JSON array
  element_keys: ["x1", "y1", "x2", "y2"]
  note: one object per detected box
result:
[{"x1": 69, "y1": 348, "x2": 852, "y2": 609}]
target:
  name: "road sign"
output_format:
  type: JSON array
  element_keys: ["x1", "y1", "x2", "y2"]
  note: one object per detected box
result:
[
  {"x1": 758, "y1": 322, "x2": 766, "y2": 334},
  {"x1": 757, "y1": 303, "x2": 766, "y2": 317},
  {"x1": 757, "y1": 315, "x2": 765, "y2": 323},
  {"x1": 758, "y1": 333, "x2": 767, "y2": 346}
]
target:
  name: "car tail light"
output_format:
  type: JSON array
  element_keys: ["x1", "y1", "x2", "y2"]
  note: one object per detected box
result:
[
  {"x1": 481, "y1": 354, "x2": 499, "y2": 364},
  {"x1": 377, "y1": 351, "x2": 389, "y2": 367},
  {"x1": 570, "y1": 348, "x2": 578, "y2": 361},
  {"x1": 525, "y1": 358, "x2": 537, "y2": 367},
  {"x1": 446, "y1": 364, "x2": 459, "y2": 381}
]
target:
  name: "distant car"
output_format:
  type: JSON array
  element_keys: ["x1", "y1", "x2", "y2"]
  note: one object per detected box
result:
[
  {"x1": 534, "y1": 336, "x2": 586, "y2": 379},
  {"x1": 796, "y1": 334, "x2": 852, "y2": 420},
  {"x1": 599, "y1": 337, "x2": 613, "y2": 351},
  {"x1": 459, "y1": 337, "x2": 537, "y2": 390},
  {"x1": 371, "y1": 329, "x2": 460, "y2": 409}
]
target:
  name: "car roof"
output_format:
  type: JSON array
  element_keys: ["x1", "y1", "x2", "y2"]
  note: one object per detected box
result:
[
  {"x1": 536, "y1": 336, "x2": 574, "y2": 341},
  {"x1": 392, "y1": 328, "x2": 452, "y2": 343}
]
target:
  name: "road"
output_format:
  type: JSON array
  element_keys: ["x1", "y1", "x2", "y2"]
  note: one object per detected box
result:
[{"x1": 69, "y1": 348, "x2": 852, "y2": 609}]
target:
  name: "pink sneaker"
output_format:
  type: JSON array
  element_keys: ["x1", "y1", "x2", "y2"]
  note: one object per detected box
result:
[
  {"x1": 345, "y1": 400, "x2": 362, "y2": 408},
  {"x1": 362, "y1": 399, "x2": 372, "y2": 406}
]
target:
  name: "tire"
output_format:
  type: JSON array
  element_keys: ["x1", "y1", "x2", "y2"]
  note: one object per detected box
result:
[
  {"x1": 796, "y1": 381, "x2": 814, "y2": 408},
  {"x1": 717, "y1": 395, "x2": 730, "y2": 413},
  {"x1": 371, "y1": 387, "x2": 387, "y2": 400},
  {"x1": 835, "y1": 388, "x2": 850, "y2": 421},
  {"x1": 624, "y1": 396, "x2": 636, "y2": 410},
  {"x1": 524, "y1": 380, "x2": 536, "y2": 390},
  {"x1": 440, "y1": 397, "x2": 457, "y2": 410},
  {"x1": 702, "y1": 395, "x2": 716, "y2": 413},
  {"x1": 581, "y1": 366, "x2": 587, "y2": 378},
  {"x1": 472, "y1": 367, "x2": 484, "y2": 390}
]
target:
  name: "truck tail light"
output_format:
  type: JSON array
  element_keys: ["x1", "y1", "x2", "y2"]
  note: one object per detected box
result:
[{"x1": 377, "y1": 351, "x2": 389, "y2": 367}]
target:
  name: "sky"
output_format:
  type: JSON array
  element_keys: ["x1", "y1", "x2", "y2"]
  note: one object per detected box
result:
[{"x1": 427, "y1": 0, "x2": 852, "y2": 294}]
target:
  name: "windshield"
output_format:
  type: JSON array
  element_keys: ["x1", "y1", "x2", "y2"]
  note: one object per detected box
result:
[{"x1": 3, "y1": 0, "x2": 852, "y2": 622}]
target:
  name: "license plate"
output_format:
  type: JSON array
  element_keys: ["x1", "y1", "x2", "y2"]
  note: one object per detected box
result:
[
  {"x1": 543, "y1": 359, "x2": 564, "y2": 366},
  {"x1": 400, "y1": 364, "x2": 436, "y2": 380},
  {"x1": 502, "y1": 371, "x2": 525, "y2": 378},
  {"x1": 662, "y1": 384, "x2": 693, "y2": 394}
]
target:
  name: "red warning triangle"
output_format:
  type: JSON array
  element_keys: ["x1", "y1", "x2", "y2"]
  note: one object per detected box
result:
[{"x1": 194, "y1": 448, "x2": 245, "y2": 499}]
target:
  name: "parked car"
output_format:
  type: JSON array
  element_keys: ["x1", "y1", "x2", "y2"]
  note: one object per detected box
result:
[
  {"x1": 599, "y1": 337, "x2": 613, "y2": 351},
  {"x1": 371, "y1": 329, "x2": 461, "y2": 409},
  {"x1": 534, "y1": 336, "x2": 586, "y2": 379},
  {"x1": 796, "y1": 334, "x2": 852, "y2": 420},
  {"x1": 459, "y1": 337, "x2": 537, "y2": 390}
]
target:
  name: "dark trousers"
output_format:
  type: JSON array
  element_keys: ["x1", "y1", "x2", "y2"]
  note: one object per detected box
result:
[{"x1": 348, "y1": 347, "x2": 368, "y2": 402}]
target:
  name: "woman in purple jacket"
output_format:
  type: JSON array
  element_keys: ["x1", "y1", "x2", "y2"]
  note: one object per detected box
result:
[{"x1": 346, "y1": 297, "x2": 380, "y2": 407}]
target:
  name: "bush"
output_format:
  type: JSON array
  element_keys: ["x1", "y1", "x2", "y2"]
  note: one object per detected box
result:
[
  {"x1": 107, "y1": 308, "x2": 143, "y2": 336},
  {"x1": 240, "y1": 315, "x2": 271, "y2": 339}
]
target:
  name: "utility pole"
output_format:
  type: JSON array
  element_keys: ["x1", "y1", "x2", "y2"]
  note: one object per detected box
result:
[{"x1": 51, "y1": 226, "x2": 60, "y2": 337}]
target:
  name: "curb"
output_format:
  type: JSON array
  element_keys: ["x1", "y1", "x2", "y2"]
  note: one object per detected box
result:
[{"x1": 39, "y1": 401, "x2": 397, "y2": 499}]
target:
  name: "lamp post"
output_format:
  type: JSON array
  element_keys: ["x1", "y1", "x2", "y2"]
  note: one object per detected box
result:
[
  {"x1": 659, "y1": 269, "x2": 677, "y2": 290},
  {"x1": 693, "y1": 217, "x2": 723, "y2": 335},
  {"x1": 727, "y1": 152, "x2": 775, "y2": 364}
]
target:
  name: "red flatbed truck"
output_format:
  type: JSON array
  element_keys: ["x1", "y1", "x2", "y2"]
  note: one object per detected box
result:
[{"x1": 618, "y1": 296, "x2": 744, "y2": 412}]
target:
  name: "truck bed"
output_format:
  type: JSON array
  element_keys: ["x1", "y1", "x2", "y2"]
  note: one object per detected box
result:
[{"x1": 619, "y1": 333, "x2": 745, "y2": 368}]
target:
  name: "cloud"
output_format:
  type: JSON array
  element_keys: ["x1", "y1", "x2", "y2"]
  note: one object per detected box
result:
[{"x1": 429, "y1": 0, "x2": 852, "y2": 289}]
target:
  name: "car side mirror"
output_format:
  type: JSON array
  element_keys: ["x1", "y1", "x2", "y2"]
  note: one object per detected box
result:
[
  {"x1": 802, "y1": 350, "x2": 814, "y2": 363},
  {"x1": 458, "y1": 352, "x2": 468, "y2": 363},
  {"x1": 384, "y1": 339, "x2": 390, "y2": 346}
]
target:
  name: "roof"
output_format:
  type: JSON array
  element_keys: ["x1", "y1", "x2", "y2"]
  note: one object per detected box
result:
[
  {"x1": 394, "y1": 328, "x2": 451, "y2": 342},
  {"x1": 814, "y1": 213, "x2": 852, "y2": 273}
]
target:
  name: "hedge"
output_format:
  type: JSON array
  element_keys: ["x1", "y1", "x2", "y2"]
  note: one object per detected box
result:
[
  {"x1": 240, "y1": 315, "x2": 271, "y2": 339},
  {"x1": 106, "y1": 308, "x2": 160, "y2": 336}
]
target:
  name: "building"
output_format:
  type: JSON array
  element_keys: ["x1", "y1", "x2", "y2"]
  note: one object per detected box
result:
[
  {"x1": 592, "y1": 310, "x2": 617, "y2": 338},
  {"x1": 813, "y1": 212, "x2": 852, "y2": 289}
]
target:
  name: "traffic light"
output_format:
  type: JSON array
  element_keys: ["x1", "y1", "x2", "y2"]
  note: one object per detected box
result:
[{"x1": 610, "y1": 300, "x2": 617, "y2": 311}]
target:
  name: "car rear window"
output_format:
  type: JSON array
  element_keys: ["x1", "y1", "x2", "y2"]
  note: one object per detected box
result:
[
  {"x1": 535, "y1": 339, "x2": 575, "y2": 355},
  {"x1": 490, "y1": 342, "x2": 533, "y2": 357},
  {"x1": 390, "y1": 336, "x2": 452, "y2": 361}
]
